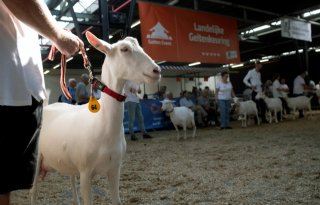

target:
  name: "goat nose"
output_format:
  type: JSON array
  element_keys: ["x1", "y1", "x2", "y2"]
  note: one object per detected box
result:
[{"x1": 153, "y1": 66, "x2": 161, "y2": 74}]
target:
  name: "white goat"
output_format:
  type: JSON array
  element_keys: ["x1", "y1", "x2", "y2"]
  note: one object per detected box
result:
[
  {"x1": 284, "y1": 95, "x2": 313, "y2": 119},
  {"x1": 161, "y1": 99, "x2": 196, "y2": 140},
  {"x1": 30, "y1": 31, "x2": 161, "y2": 205},
  {"x1": 255, "y1": 92, "x2": 283, "y2": 123},
  {"x1": 316, "y1": 89, "x2": 320, "y2": 106},
  {"x1": 234, "y1": 98, "x2": 260, "y2": 127}
]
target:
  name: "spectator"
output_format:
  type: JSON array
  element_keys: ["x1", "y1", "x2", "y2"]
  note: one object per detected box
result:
[
  {"x1": 59, "y1": 78, "x2": 77, "y2": 104},
  {"x1": 154, "y1": 85, "x2": 166, "y2": 100},
  {"x1": 242, "y1": 88, "x2": 252, "y2": 101},
  {"x1": 243, "y1": 61, "x2": 267, "y2": 123},
  {"x1": 76, "y1": 73, "x2": 90, "y2": 105},
  {"x1": 197, "y1": 89, "x2": 220, "y2": 126},
  {"x1": 0, "y1": 0, "x2": 83, "y2": 204},
  {"x1": 216, "y1": 71, "x2": 236, "y2": 129},
  {"x1": 264, "y1": 79, "x2": 273, "y2": 97},
  {"x1": 279, "y1": 78, "x2": 290, "y2": 98},
  {"x1": 125, "y1": 80, "x2": 152, "y2": 141},
  {"x1": 272, "y1": 73, "x2": 290, "y2": 117},
  {"x1": 92, "y1": 87, "x2": 101, "y2": 100},
  {"x1": 180, "y1": 91, "x2": 208, "y2": 127}
]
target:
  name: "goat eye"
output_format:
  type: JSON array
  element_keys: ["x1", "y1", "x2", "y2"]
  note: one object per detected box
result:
[{"x1": 120, "y1": 47, "x2": 129, "y2": 52}]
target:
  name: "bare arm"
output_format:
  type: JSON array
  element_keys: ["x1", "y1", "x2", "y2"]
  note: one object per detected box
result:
[
  {"x1": 231, "y1": 89, "x2": 236, "y2": 98},
  {"x1": 3, "y1": 0, "x2": 83, "y2": 56}
]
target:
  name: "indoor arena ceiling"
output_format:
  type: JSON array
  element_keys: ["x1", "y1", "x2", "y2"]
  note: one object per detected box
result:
[{"x1": 41, "y1": 0, "x2": 320, "y2": 76}]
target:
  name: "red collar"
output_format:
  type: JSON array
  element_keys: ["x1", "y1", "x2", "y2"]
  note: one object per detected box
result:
[{"x1": 91, "y1": 78, "x2": 126, "y2": 102}]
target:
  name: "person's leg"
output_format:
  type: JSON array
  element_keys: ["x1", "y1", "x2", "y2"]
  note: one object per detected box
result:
[
  {"x1": 0, "y1": 97, "x2": 42, "y2": 202},
  {"x1": 0, "y1": 193, "x2": 10, "y2": 205},
  {"x1": 127, "y1": 102, "x2": 137, "y2": 140},
  {"x1": 136, "y1": 103, "x2": 146, "y2": 133},
  {"x1": 136, "y1": 103, "x2": 152, "y2": 138},
  {"x1": 251, "y1": 91, "x2": 260, "y2": 124},
  {"x1": 225, "y1": 100, "x2": 231, "y2": 128},
  {"x1": 258, "y1": 99, "x2": 267, "y2": 123},
  {"x1": 218, "y1": 100, "x2": 226, "y2": 128}
]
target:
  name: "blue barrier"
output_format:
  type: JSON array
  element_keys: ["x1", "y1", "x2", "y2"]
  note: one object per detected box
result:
[{"x1": 123, "y1": 99, "x2": 179, "y2": 133}]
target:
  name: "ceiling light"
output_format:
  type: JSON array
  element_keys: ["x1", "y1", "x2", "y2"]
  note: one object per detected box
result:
[
  {"x1": 231, "y1": 63, "x2": 244, "y2": 68},
  {"x1": 271, "y1": 21, "x2": 281, "y2": 26},
  {"x1": 44, "y1": 70, "x2": 50, "y2": 75},
  {"x1": 188, "y1": 62, "x2": 201, "y2": 66},
  {"x1": 260, "y1": 59, "x2": 269, "y2": 63},
  {"x1": 53, "y1": 64, "x2": 60, "y2": 69},
  {"x1": 168, "y1": 0, "x2": 179, "y2": 6},
  {"x1": 66, "y1": 57, "x2": 73, "y2": 62},
  {"x1": 131, "y1": 20, "x2": 140, "y2": 28},
  {"x1": 315, "y1": 49, "x2": 320, "y2": 52},
  {"x1": 302, "y1": 9, "x2": 320, "y2": 17},
  {"x1": 157, "y1": 61, "x2": 166, "y2": 65}
]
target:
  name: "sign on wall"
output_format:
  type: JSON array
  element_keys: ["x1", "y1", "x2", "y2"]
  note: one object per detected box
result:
[
  {"x1": 281, "y1": 18, "x2": 312, "y2": 42},
  {"x1": 138, "y1": 2, "x2": 240, "y2": 64}
]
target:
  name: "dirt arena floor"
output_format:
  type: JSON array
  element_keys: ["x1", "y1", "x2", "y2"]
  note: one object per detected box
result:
[{"x1": 11, "y1": 113, "x2": 320, "y2": 205}]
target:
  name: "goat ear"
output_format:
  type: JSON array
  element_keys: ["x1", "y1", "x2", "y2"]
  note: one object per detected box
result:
[{"x1": 85, "y1": 31, "x2": 112, "y2": 54}]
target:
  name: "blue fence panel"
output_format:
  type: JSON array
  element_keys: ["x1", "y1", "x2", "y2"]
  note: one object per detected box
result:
[{"x1": 124, "y1": 99, "x2": 177, "y2": 133}]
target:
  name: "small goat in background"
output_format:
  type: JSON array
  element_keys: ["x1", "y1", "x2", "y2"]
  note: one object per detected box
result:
[{"x1": 161, "y1": 99, "x2": 196, "y2": 140}]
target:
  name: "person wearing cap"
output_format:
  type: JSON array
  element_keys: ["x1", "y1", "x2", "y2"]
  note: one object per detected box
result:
[
  {"x1": 59, "y1": 78, "x2": 77, "y2": 104},
  {"x1": 76, "y1": 73, "x2": 91, "y2": 105}
]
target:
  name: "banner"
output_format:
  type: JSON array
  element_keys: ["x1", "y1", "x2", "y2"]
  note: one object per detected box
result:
[
  {"x1": 281, "y1": 18, "x2": 312, "y2": 42},
  {"x1": 138, "y1": 2, "x2": 240, "y2": 64},
  {"x1": 123, "y1": 99, "x2": 174, "y2": 133}
]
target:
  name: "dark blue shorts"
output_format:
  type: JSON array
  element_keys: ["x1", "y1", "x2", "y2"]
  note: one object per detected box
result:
[{"x1": 0, "y1": 97, "x2": 42, "y2": 194}]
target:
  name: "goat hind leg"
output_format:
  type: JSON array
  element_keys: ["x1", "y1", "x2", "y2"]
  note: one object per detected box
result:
[
  {"x1": 70, "y1": 175, "x2": 80, "y2": 205},
  {"x1": 192, "y1": 120, "x2": 196, "y2": 138},
  {"x1": 30, "y1": 152, "x2": 42, "y2": 205}
]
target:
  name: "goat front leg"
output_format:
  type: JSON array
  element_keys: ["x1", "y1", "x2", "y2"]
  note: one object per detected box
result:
[
  {"x1": 107, "y1": 164, "x2": 121, "y2": 205},
  {"x1": 274, "y1": 110, "x2": 278, "y2": 123},
  {"x1": 70, "y1": 175, "x2": 80, "y2": 205},
  {"x1": 80, "y1": 171, "x2": 92, "y2": 205},
  {"x1": 183, "y1": 124, "x2": 187, "y2": 140},
  {"x1": 173, "y1": 124, "x2": 180, "y2": 140}
]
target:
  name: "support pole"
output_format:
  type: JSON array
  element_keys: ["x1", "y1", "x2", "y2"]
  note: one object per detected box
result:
[
  {"x1": 124, "y1": 0, "x2": 136, "y2": 36},
  {"x1": 99, "y1": 0, "x2": 110, "y2": 42}
]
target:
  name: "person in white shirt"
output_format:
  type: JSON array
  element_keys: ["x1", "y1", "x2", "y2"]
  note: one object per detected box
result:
[
  {"x1": 272, "y1": 73, "x2": 290, "y2": 116},
  {"x1": 293, "y1": 71, "x2": 310, "y2": 118},
  {"x1": 216, "y1": 71, "x2": 236, "y2": 129},
  {"x1": 243, "y1": 61, "x2": 267, "y2": 123},
  {"x1": 0, "y1": 0, "x2": 83, "y2": 203},
  {"x1": 279, "y1": 78, "x2": 290, "y2": 98},
  {"x1": 125, "y1": 80, "x2": 152, "y2": 141}
]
